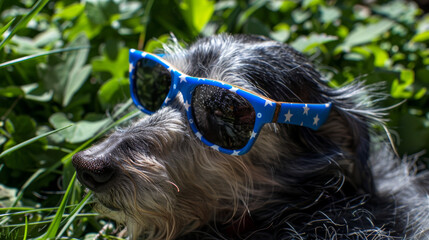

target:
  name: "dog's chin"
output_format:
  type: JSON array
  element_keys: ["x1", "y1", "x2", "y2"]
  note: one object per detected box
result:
[
  {"x1": 92, "y1": 196, "x2": 128, "y2": 223},
  {"x1": 88, "y1": 191, "x2": 121, "y2": 219},
  {"x1": 95, "y1": 199, "x2": 121, "y2": 212}
]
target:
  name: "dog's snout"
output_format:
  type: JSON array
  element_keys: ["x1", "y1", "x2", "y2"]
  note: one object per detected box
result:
[{"x1": 72, "y1": 151, "x2": 116, "y2": 192}]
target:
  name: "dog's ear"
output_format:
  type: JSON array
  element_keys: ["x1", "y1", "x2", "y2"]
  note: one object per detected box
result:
[{"x1": 315, "y1": 83, "x2": 376, "y2": 194}]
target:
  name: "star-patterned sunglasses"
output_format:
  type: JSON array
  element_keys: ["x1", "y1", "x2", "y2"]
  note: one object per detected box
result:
[{"x1": 129, "y1": 49, "x2": 332, "y2": 155}]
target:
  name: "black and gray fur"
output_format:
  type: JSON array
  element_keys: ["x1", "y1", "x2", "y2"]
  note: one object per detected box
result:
[{"x1": 72, "y1": 34, "x2": 429, "y2": 240}]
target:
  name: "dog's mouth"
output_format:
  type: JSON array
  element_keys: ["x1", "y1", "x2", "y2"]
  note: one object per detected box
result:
[
  {"x1": 98, "y1": 201, "x2": 121, "y2": 212},
  {"x1": 90, "y1": 192, "x2": 122, "y2": 212}
]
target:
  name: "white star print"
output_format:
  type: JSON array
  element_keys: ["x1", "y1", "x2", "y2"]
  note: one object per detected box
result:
[
  {"x1": 325, "y1": 103, "x2": 331, "y2": 108},
  {"x1": 232, "y1": 150, "x2": 240, "y2": 156},
  {"x1": 264, "y1": 100, "x2": 273, "y2": 107},
  {"x1": 303, "y1": 104, "x2": 310, "y2": 115},
  {"x1": 184, "y1": 101, "x2": 191, "y2": 111},
  {"x1": 229, "y1": 87, "x2": 239, "y2": 93},
  {"x1": 284, "y1": 110, "x2": 293, "y2": 122},
  {"x1": 313, "y1": 114, "x2": 320, "y2": 125},
  {"x1": 167, "y1": 66, "x2": 173, "y2": 73},
  {"x1": 141, "y1": 52, "x2": 147, "y2": 57},
  {"x1": 179, "y1": 75, "x2": 187, "y2": 83},
  {"x1": 164, "y1": 97, "x2": 171, "y2": 104},
  {"x1": 195, "y1": 132, "x2": 202, "y2": 140},
  {"x1": 130, "y1": 49, "x2": 135, "y2": 53},
  {"x1": 250, "y1": 131, "x2": 257, "y2": 139},
  {"x1": 300, "y1": 122, "x2": 304, "y2": 126},
  {"x1": 129, "y1": 63, "x2": 134, "y2": 73},
  {"x1": 211, "y1": 145, "x2": 219, "y2": 151}
]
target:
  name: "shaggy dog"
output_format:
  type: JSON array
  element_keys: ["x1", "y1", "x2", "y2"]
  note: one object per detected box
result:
[{"x1": 72, "y1": 34, "x2": 429, "y2": 239}]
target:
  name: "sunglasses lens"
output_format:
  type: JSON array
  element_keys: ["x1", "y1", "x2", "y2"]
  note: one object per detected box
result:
[
  {"x1": 135, "y1": 58, "x2": 171, "y2": 112},
  {"x1": 192, "y1": 85, "x2": 255, "y2": 150}
]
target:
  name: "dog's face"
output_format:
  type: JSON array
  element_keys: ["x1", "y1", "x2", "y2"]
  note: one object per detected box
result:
[{"x1": 72, "y1": 35, "x2": 373, "y2": 239}]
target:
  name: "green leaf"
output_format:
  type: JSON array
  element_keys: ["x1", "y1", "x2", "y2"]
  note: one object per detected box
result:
[
  {"x1": 179, "y1": 0, "x2": 215, "y2": 35},
  {"x1": 243, "y1": 17, "x2": 270, "y2": 36},
  {"x1": 144, "y1": 35, "x2": 170, "y2": 53},
  {"x1": 414, "y1": 87, "x2": 427, "y2": 100},
  {"x1": 49, "y1": 113, "x2": 110, "y2": 144},
  {"x1": 64, "y1": 12, "x2": 102, "y2": 41},
  {"x1": 391, "y1": 69, "x2": 414, "y2": 99},
  {"x1": 53, "y1": 3, "x2": 85, "y2": 20},
  {"x1": 337, "y1": 19, "x2": 395, "y2": 52},
  {"x1": 291, "y1": 9, "x2": 311, "y2": 24},
  {"x1": 236, "y1": 0, "x2": 268, "y2": 30},
  {"x1": 373, "y1": 0, "x2": 418, "y2": 24},
  {"x1": 0, "y1": 184, "x2": 19, "y2": 208},
  {"x1": 8, "y1": 115, "x2": 37, "y2": 141},
  {"x1": 0, "y1": 0, "x2": 50, "y2": 50},
  {"x1": 63, "y1": 65, "x2": 91, "y2": 106},
  {"x1": 37, "y1": 35, "x2": 91, "y2": 106},
  {"x1": 396, "y1": 113, "x2": 429, "y2": 154},
  {"x1": 320, "y1": 6, "x2": 341, "y2": 24},
  {"x1": 21, "y1": 83, "x2": 53, "y2": 102},
  {"x1": 270, "y1": 23, "x2": 290, "y2": 42},
  {"x1": 412, "y1": 31, "x2": 429, "y2": 42},
  {"x1": 366, "y1": 45, "x2": 390, "y2": 67},
  {"x1": 0, "y1": 125, "x2": 72, "y2": 159},
  {"x1": 291, "y1": 33, "x2": 337, "y2": 53},
  {"x1": 85, "y1": 0, "x2": 119, "y2": 25},
  {"x1": 0, "y1": 86, "x2": 24, "y2": 98},
  {"x1": 97, "y1": 77, "x2": 130, "y2": 107},
  {"x1": 92, "y1": 47, "x2": 129, "y2": 80},
  {"x1": 302, "y1": 0, "x2": 324, "y2": 9}
]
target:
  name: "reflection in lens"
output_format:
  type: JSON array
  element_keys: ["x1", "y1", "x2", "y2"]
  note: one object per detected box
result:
[
  {"x1": 135, "y1": 58, "x2": 171, "y2": 112},
  {"x1": 192, "y1": 85, "x2": 255, "y2": 150}
]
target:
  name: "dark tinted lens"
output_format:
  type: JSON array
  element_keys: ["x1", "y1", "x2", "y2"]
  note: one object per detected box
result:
[
  {"x1": 135, "y1": 58, "x2": 171, "y2": 112},
  {"x1": 192, "y1": 85, "x2": 255, "y2": 150}
]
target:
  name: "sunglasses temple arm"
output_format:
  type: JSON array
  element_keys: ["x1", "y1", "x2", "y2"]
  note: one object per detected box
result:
[{"x1": 274, "y1": 102, "x2": 332, "y2": 130}]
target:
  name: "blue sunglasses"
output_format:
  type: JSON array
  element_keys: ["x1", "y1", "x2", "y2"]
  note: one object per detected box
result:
[{"x1": 129, "y1": 49, "x2": 332, "y2": 155}]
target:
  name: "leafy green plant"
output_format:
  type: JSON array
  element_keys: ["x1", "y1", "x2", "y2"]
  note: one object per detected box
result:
[{"x1": 0, "y1": 0, "x2": 428, "y2": 239}]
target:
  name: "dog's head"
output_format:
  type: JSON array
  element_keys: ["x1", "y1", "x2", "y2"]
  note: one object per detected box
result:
[{"x1": 72, "y1": 34, "x2": 378, "y2": 239}]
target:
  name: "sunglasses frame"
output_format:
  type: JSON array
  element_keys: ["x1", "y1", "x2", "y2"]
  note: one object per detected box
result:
[{"x1": 129, "y1": 49, "x2": 332, "y2": 156}]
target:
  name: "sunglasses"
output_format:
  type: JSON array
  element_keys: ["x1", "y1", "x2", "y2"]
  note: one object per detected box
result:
[{"x1": 129, "y1": 49, "x2": 332, "y2": 155}]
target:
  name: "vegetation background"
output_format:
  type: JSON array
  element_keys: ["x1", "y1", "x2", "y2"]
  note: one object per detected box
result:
[{"x1": 0, "y1": 0, "x2": 428, "y2": 239}]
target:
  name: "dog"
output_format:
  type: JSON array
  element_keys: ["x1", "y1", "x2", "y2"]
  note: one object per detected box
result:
[{"x1": 72, "y1": 34, "x2": 429, "y2": 239}]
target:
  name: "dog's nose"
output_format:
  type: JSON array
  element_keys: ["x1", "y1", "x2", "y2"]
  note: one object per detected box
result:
[{"x1": 72, "y1": 150, "x2": 116, "y2": 192}]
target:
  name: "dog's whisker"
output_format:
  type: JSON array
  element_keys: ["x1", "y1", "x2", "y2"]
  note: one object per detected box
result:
[{"x1": 166, "y1": 180, "x2": 180, "y2": 192}]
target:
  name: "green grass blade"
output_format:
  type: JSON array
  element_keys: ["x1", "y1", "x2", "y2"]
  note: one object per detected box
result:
[
  {"x1": 23, "y1": 215, "x2": 28, "y2": 240},
  {"x1": 1, "y1": 213, "x2": 98, "y2": 228},
  {"x1": 0, "y1": 46, "x2": 91, "y2": 68},
  {"x1": 0, "y1": 202, "x2": 96, "y2": 218},
  {"x1": 0, "y1": 18, "x2": 15, "y2": 36},
  {"x1": 36, "y1": 173, "x2": 76, "y2": 240},
  {"x1": 0, "y1": 168, "x2": 46, "y2": 227},
  {"x1": 56, "y1": 191, "x2": 93, "y2": 238},
  {"x1": 11, "y1": 168, "x2": 44, "y2": 209},
  {"x1": 0, "y1": 124, "x2": 72, "y2": 159},
  {"x1": 0, "y1": 0, "x2": 50, "y2": 50}
]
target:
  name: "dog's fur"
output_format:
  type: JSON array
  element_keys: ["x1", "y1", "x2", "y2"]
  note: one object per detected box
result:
[{"x1": 72, "y1": 34, "x2": 429, "y2": 239}]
